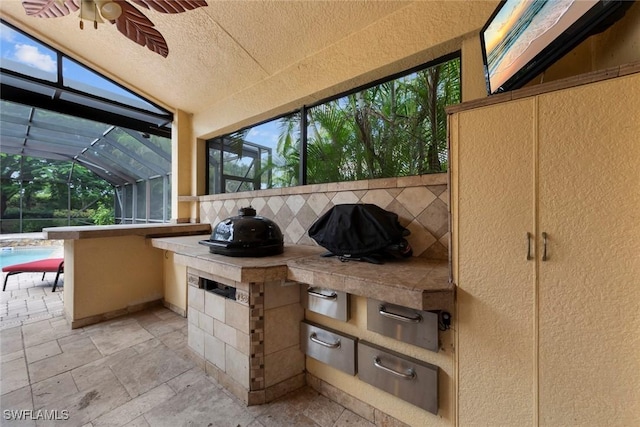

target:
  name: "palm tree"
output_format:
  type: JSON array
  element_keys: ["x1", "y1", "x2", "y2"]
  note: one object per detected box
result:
[
  {"x1": 272, "y1": 57, "x2": 460, "y2": 185},
  {"x1": 274, "y1": 113, "x2": 301, "y2": 187}
]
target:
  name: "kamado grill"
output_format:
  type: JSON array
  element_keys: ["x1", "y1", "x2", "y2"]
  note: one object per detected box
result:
[{"x1": 199, "y1": 206, "x2": 284, "y2": 257}]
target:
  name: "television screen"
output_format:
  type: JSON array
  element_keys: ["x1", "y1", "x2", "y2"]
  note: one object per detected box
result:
[{"x1": 480, "y1": 0, "x2": 630, "y2": 95}]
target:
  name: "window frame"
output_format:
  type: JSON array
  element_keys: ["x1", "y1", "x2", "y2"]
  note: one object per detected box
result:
[{"x1": 206, "y1": 51, "x2": 461, "y2": 194}]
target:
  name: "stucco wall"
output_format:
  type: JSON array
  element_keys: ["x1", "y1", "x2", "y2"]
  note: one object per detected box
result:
[
  {"x1": 64, "y1": 236, "x2": 164, "y2": 325},
  {"x1": 163, "y1": 251, "x2": 187, "y2": 316}
]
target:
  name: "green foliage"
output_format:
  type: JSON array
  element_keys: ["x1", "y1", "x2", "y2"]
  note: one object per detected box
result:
[
  {"x1": 0, "y1": 154, "x2": 115, "y2": 232},
  {"x1": 276, "y1": 56, "x2": 460, "y2": 185},
  {"x1": 273, "y1": 114, "x2": 301, "y2": 187},
  {"x1": 52, "y1": 209, "x2": 93, "y2": 219},
  {"x1": 209, "y1": 57, "x2": 460, "y2": 193},
  {"x1": 90, "y1": 204, "x2": 115, "y2": 225}
]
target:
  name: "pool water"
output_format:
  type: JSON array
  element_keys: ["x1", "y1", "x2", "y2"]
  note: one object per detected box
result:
[{"x1": 0, "y1": 247, "x2": 61, "y2": 269}]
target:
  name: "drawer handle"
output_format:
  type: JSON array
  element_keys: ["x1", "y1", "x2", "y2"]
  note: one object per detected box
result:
[
  {"x1": 307, "y1": 288, "x2": 338, "y2": 300},
  {"x1": 373, "y1": 357, "x2": 416, "y2": 380},
  {"x1": 309, "y1": 332, "x2": 341, "y2": 349},
  {"x1": 378, "y1": 305, "x2": 422, "y2": 323}
]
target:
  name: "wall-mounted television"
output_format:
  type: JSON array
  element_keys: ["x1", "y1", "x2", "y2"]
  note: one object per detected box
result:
[{"x1": 480, "y1": 0, "x2": 633, "y2": 95}]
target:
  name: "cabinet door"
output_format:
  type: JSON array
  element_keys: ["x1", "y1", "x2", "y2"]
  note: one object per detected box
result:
[
  {"x1": 537, "y1": 75, "x2": 640, "y2": 425},
  {"x1": 454, "y1": 99, "x2": 536, "y2": 425}
]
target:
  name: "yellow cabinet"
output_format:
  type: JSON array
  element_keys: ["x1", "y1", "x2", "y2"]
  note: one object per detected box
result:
[{"x1": 450, "y1": 74, "x2": 640, "y2": 426}]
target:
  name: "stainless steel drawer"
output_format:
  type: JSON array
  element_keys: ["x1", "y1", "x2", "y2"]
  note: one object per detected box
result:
[
  {"x1": 301, "y1": 286, "x2": 350, "y2": 321},
  {"x1": 300, "y1": 321, "x2": 357, "y2": 375},
  {"x1": 367, "y1": 299, "x2": 439, "y2": 352},
  {"x1": 357, "y1": 341, "x2": 438, "y2": 414}
]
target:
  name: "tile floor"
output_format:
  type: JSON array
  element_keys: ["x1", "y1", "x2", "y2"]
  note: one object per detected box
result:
[{"x1": 0, "y1": 273, "x2": 376, "y2": 427}]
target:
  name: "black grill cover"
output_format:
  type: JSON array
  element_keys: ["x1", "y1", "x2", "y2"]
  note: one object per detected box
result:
[{"x1": 308, "y1": 204, "x2": 411, "y2": 261}]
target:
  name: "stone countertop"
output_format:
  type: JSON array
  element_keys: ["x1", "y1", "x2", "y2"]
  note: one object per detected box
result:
[
  {"x1": 152, "y1": 235, "x2": 454, "y2": 311},
  {"x1": 43, "y1": 223, "x2": 211, "y2": 240},
  {"x1": 287, "y1": 256, "x2": 453, "y2": 312},
  {"x1": 151, "y1": 235, "x2": 326, "y2": 283}
]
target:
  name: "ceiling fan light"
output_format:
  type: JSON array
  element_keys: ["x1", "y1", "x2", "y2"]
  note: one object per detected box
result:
[
  {"x1": 79, "y1": 0, "x2": 103, "y2": 24},
  {"x1": 99, "y1": 1, "x2": 122, "y2": 20}
]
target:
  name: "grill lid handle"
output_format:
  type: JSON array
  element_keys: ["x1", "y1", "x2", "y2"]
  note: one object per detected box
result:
[{"x1": 238, "y1": 206, "x2": 256, "y2": 216}]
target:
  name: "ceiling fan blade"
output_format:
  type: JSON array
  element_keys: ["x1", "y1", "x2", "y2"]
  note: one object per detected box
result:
[
  {"x1": 114, "y1": 1, "x2": 169, "y2": 57},
  {"x1": 130, "y1": 0, "x2": 207, "y2": 14},
  {"x1": 22, "y1": 0, "x2": 79, "y2": 18}
]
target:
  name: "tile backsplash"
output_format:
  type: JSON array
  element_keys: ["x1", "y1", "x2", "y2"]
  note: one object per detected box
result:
[{"x1": 199, "y1": 174, "x2": 449, "y2": 259}]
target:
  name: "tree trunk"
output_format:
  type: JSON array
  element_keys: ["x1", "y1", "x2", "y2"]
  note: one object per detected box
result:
[
  {"x1": 354, "y1": 93, "x2": 377, "y2": 178},
  {"x1": 427, "y1": 67, "x2": 441, "y2": 172}
]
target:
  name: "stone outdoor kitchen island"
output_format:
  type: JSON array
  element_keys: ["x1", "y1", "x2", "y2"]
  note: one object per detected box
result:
[
  {"x1": 151, "y1": 234, "x2": 454, "y2": 417},
  {"x1": 152, "y1": 236, "x2": 325, "y2": 405}
]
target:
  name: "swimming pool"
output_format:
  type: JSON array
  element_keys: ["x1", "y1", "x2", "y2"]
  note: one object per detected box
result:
[{"x1": 0, "y1": 247, "x2": 62, "y2": 269}]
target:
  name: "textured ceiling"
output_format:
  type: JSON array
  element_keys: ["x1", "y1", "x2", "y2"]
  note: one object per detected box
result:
[{"x1": 0, "y1": 0, "x2": 412, "y2": 115}]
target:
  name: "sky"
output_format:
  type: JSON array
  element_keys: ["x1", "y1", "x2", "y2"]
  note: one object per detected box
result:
[
  {"x1": 483, "y1": 0, "x2": 530, "y2": 54},
  {"x1": 1, "y1": 21, "x2": 283, "y2": 150},
  {"x1": 1, "y1": 22, "x2": 141, "y2": 102}
]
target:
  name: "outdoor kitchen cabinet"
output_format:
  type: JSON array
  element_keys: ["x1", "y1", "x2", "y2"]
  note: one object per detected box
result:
[
  {"x1": 450, "y1": 74, "x2": 640, "y2": 426},
  {"x1": 301, "y1": 286, "x2": 350, "y2": 321},
  {"x1": 358, "y1": 340, "x2": 438, "y2": 414},
  {"x1": 366, "y1": 299, "x2": 440, "y2": 352},
  {"x1": 298, "y1": 284, "x2": 447, "y2": 416},
  {"x1": 300, "y1": 320, "x2": 357, "y2": 375}
]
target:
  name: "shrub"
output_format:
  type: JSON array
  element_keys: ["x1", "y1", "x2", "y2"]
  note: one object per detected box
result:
[{"x1": 91, "y1": 204, "x2": 115, "y2": 225}]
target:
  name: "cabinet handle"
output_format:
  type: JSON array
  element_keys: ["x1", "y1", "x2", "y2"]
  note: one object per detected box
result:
[
  {"x1": 526, "y1": 232, "x2": 533, "y2": 260},
  {"x1": 307, "y1": 288, "x2": 337, "y2": 300},
  {"x1": 373, "y1": 357, "x2": 416, "y2": 380},
  {"x1": 378, "y1": 305, "x2": 422, "y2": 323},
  {"x1": 309, "y1": 332, "x2": 341, "y2": 349},
  {"x1": 542, "y1": 232, "x2": 548, "y2": 261}
]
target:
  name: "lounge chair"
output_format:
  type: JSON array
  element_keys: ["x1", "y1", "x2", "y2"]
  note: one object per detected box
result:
[{"x1": 2, "y1": 258, "x2": 64, "y2": 292}]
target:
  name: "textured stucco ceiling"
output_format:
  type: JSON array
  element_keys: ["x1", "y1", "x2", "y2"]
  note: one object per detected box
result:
[
  {"x1": 1, "y1": 1, "x2": 410, "y2": 111},
  {"x1": 1, "y1": 1, "x2": 499, "y2": 137}
]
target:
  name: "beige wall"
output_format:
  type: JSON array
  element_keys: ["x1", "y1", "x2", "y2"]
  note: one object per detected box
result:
[
  {"x1": 163, "y1": 251, "x2": 187, "y2": 315},
  {"x1": 461, "y1": 35, "x2": 488, "y2": 102},
  {"x1": 172, "y1": 110, "x2": 195, "y2": 223},
  {"x1": 63, "y1": 241, "x2": 76, "y2": 322},
  {"x1": 174, "y1": 1, "x2": 498, "y2": 224},
  {"x1": 63, "y1": 236, "x2": 164, "y2": 324}
]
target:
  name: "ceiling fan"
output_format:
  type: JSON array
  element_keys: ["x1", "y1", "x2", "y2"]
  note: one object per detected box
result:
[{"x1": 22, "y1": 0, "x2": 208, "y2": 57}]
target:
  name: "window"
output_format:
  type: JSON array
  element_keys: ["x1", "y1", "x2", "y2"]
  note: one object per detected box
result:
[
  {"x1": 0, "y1": 21, "x2": 172, "y2": 133},
  {"x1": 135, "y1": 181, "x2": 146, "y2": 223},
  {"x1": 1, "y1": 22, "x2": 174, "y2": 224},
  {"x1": 207, "y1": 113, "x2": 300, "y2": 193},
  {"x1": 207, "y1": 53, "x2": 460, "y2": 194},
  {"x1": 149, "y1": 176, "x2": 169, "y2": 222}
]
